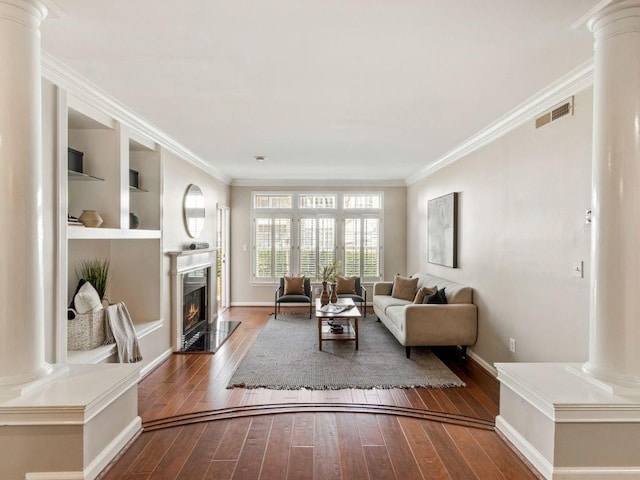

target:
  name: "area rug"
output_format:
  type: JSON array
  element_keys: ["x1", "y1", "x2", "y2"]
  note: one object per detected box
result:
[{"x1": 227, "y1": 314, "x2": 464, "y2": 390}]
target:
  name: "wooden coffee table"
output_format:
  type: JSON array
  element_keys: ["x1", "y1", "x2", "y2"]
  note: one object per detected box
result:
[{"x1": 315, "y1": 298, "x2": 360, "y2": 351}]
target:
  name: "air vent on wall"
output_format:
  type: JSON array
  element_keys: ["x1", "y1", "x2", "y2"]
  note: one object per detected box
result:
[{"x1": 535, "y1": 97, "x2": 574, "y2": 129}]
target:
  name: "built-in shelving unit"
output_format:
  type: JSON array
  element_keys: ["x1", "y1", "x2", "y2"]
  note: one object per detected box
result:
[{"x1": 56, "y1": 93, "x2": 164, "y2": 364}]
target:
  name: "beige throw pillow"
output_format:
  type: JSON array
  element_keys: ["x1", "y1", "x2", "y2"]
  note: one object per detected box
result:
[
  {"x1": 413, "y1": 286, "x2": 437, "y2": 304},
  {"x1": 284, "y1": 276, "x2": 305, "y2": 295},
  {"x1": 391, "y1": 275, "x2": 418, "y2": 301},
  {"x1": 335, "y1": 276, "x2": 356, "y2": 295}
]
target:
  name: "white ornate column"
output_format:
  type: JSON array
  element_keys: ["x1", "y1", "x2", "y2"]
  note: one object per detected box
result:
[
  {"x1": 0, "y1": 0, "x2": 52, "y2": 386},
  {"x1": 583, "y1": 0, "x2": 640, "y2": 388}
]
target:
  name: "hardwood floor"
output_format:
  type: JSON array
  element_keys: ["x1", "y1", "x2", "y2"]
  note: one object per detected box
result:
[{"x1": 99, "y1": 307, "x2": 540, "y2": 480}]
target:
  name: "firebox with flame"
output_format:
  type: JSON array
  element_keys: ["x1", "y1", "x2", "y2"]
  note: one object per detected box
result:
[{"x1": 185, "y1": 302, "x2": 200, "y2": 329}]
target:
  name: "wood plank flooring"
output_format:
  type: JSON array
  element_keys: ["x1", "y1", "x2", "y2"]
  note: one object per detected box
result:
[{"x1": 99, "y1": 307, "x2": 540, "y2": 480}]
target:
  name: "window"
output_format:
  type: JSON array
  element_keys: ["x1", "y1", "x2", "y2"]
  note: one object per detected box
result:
[
  {"x1": 299, "y1": 218, "x2": 336, "y2": 278},
  {"x1": 344, "y1": 217, "x2": 381, "y2": 279},
  {"x1": 299, "y1": 194, "x2": 336, "y2": 209},
  {"x1": 254, "y1": 217, "x2": 291, "y2": 279},
  {"x1": 252, "y1": 192, "x2": 382, "y2": 282},
  {"x1": 255, "y1": 194, "x2": 292, "y2": 209},
  {"x1": 343, "y1": 194, "x2": 382, "y2": 209}
]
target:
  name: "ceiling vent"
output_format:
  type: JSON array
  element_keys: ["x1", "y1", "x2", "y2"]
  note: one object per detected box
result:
[{"x1": 535, "y1": 97, "x2": 574, "y2": 129}]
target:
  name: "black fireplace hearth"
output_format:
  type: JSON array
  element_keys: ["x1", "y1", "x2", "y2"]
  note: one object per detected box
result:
[{"x1": 180, "y1": 320, "x2": 241, "y2": 353}]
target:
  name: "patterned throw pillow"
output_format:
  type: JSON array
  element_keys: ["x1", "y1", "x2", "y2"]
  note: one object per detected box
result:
[
  {"x1": 335, "y1": 276, "x2": 356, "y2": 295},
  {"x1": 391, "y1": 275, "x2": 418, "y2": 301},
  {"x1": 284, "y1": 276, "x2": 305, "y2": 295},
  {"x1": 413, "y1": 286, "x2": 437, "y2": 304}
]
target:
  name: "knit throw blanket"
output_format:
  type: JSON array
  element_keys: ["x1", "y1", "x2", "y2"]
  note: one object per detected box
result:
[{"x1": 104, "y1": 302, "x2": 143, "y2": 363}]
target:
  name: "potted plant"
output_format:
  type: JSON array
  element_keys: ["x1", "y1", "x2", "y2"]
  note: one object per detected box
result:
[
  {"x1": 318, "y1": 260, "x2": 342, "y2": 305},
  {"x1": 76, "y1": 258, "x2": 110, "y2": 304}
]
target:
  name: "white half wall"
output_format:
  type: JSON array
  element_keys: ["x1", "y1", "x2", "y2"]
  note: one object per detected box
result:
[{"x1": 406, "y1": 87, "x2": 593, "y2": 365}]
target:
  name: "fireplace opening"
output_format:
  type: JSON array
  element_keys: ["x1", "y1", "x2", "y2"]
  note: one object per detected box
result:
[{"x1": 182, "y1": 268, "x2": 209, "y2": 350}]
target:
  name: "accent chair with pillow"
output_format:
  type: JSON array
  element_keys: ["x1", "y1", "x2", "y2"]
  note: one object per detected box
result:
[
  {"x1": 335, "y1": 276, "x2": 367, "y2": 317},
  {"x1": 373, "y1": 273, "x2": 477, "y2": 359},
  {"x1": 274, "y1": 275, "x2": 313, "y2": 318}
]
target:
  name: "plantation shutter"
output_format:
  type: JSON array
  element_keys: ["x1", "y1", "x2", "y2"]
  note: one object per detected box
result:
[
  {"x1": 254, "y1": 218, "x2": 272, "y2": 278},
  {"x1": 363, "y1": 218, "x2": 380, "y2": 278},
  {"x1": 299, "y1": 218, "x2": 317, "y2": 277},
  {"x1": 343, "y1": 218, "x2": 361, "y2": 277},
  {"x1": 274, "y1": 218, "x2": 291, "y2": 277},
  {"x1": 318, "y1": 218, "x2": 336, "y2": 274},
  {"x1": 300, "y1": 218, "x2": 335, "y2": 278}
]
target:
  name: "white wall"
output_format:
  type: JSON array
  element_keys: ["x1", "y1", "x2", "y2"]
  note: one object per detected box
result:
[
  {"x1": 230, "y1": 185, "x2": 407, "y2": 304},
  {"x1": 407, "y1": 88, "x2": 593, "y2": 365}
]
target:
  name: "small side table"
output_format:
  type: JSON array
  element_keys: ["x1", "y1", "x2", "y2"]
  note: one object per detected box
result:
[{"x1": 315, "y1": 298, "x2": 360, "y2": 351}]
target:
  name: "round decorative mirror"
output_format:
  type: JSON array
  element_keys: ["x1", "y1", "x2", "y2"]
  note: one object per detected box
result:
[{"x1": 183, "y1": 184, "x2": 205, "y2": 238}]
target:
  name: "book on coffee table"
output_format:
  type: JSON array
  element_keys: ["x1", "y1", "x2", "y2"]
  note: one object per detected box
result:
[{"x1": 318, "y1": 304, "x2": 353, "y2": 314}]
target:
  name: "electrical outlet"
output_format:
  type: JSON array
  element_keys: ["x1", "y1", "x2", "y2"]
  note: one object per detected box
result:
[
  {"x1": 509, "y1": 338, "x2": 516, "y2": 354},
  {"x1": 314, "y1": 287, "x2": 321, "y2": 295}
]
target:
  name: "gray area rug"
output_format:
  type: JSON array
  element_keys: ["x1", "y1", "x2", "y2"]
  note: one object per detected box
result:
[{"x1": 228, "y1": 314, "x2": 465, "y2": 390}]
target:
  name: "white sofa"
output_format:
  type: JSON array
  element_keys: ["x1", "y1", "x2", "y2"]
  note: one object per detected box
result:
[{"x1": 373, "y1": 273, "x2": 478, "y2": 358}]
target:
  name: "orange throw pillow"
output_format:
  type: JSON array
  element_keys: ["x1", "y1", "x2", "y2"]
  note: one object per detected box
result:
[
  {"x1": 391, "y1": 275, "x2": 418, "y2": 301},
  {"x1": 335, "y1": 276, "x2": 356, "y2": 295},
  {"x1": 284, "y1": 276, "x2": 305, "y2": 295}
]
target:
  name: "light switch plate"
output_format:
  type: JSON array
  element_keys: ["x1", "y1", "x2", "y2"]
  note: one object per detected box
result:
[{"x1": 573, "y1": 260, "x2": 583, "y2": 278}]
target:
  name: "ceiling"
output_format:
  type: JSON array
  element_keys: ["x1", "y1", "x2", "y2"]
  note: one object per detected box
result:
[{"x1": 41, "y1": 1, "x2": 599, "y2": 184}]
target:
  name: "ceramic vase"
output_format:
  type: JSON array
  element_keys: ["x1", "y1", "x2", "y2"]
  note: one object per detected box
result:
[
  {"x1": 129, "y1": 212, "x2": 139, "y2": 229},
  {"x1": 78, "y1": 209, "x2": 103, "y2": 228},
  {"x1": 330, "y1": 283, "x2": 338, "y2": 303},
  {"x1": 320, "y1": 281, "x2": 330, "y2": 306}
]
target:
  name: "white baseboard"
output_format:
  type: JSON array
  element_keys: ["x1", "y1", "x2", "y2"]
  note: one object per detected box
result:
[
  {"x1": 25, "y1": 416, "x2": 142, "y2": 480},
  {"x1": 139, "y1": 348, "x2": 172, "y2": 379},
  {"x1": 496, "y1": 415, "x2": 553, "y2": 479},
  {"x1": 26, "y1": 473, "x2": 84, "y2": 480},
  {"x1": 551, "y1": 467, "x2": 640, "y2": 479},
  {"x1": 467, "y1": 349, "x2": 498, "y2": 377}
]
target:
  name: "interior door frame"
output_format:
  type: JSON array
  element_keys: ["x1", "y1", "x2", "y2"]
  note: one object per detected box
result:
[{"x1": 216, "y1": 203, "x2": 230, "y2": 312}]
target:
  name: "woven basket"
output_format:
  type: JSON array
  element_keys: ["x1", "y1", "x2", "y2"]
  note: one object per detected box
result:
[{"x1": 67, "y1": 309, "x2": 107, "y2": 350}]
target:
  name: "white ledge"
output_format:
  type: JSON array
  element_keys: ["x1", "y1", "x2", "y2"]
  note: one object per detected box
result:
[{"x1": 496, "y1": 362, "x2": 640, "y2": 423}]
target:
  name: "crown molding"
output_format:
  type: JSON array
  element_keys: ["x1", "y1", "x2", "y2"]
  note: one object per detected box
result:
[
  {"x1": 230, "y1": 178, "x2": 406, "y2": 188},
  {"x1": 405, "y1": 59, "x2": 594, "y2": 186},
  {"x1": 41, "y1": 51, "x2": 231, "y2": 185}
]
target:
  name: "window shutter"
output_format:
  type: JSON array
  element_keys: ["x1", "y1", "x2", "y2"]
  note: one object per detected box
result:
[
  {"x1": 274, "y1": 218, "x2": 291, "y2": 277},
  {"x1": 363, "y1": 218, "x2": 380, "y2": 277},
  {"x1": 299, "y1": 218, "x2": 317, "y2": 277},
  {"x1": 255, "y1": 218, "x2": 272, "y2": 278}
]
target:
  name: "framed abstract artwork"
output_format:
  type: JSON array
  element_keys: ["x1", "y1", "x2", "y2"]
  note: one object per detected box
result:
[{"x1": 427, "y1": 192, "x2": 458, "y2": 268}]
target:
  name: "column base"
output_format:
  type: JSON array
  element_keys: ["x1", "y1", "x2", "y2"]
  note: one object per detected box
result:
[
  {"x1": 0, "y1": 363, "x2": 141, "y2": 480},
  {"x1": 0, "y1": 363, "x2": 68, "y2": 400},
  {"x1": 496, "y1": 362, "x2": 640, "y2": 480}
]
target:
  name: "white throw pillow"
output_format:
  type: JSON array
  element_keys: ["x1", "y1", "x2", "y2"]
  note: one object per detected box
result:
[{"x1": 74, "y1": 281, "x2": 103, "y2": 314}]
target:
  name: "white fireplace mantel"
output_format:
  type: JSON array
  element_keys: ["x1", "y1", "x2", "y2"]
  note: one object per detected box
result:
[{"x1": 167, "y1": 249, "x2": 217, "y2": 351}]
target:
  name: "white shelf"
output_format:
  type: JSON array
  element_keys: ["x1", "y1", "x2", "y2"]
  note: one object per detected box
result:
[
  {"x1": 67, "y1": 319, "x2": 163, "y2": 364},
  {"x1": 68, "y1": 227, "x2": 161, "y2": 240},
  {"x1": 68, "y1": 170, "x2": 105, "y2": 181}
]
